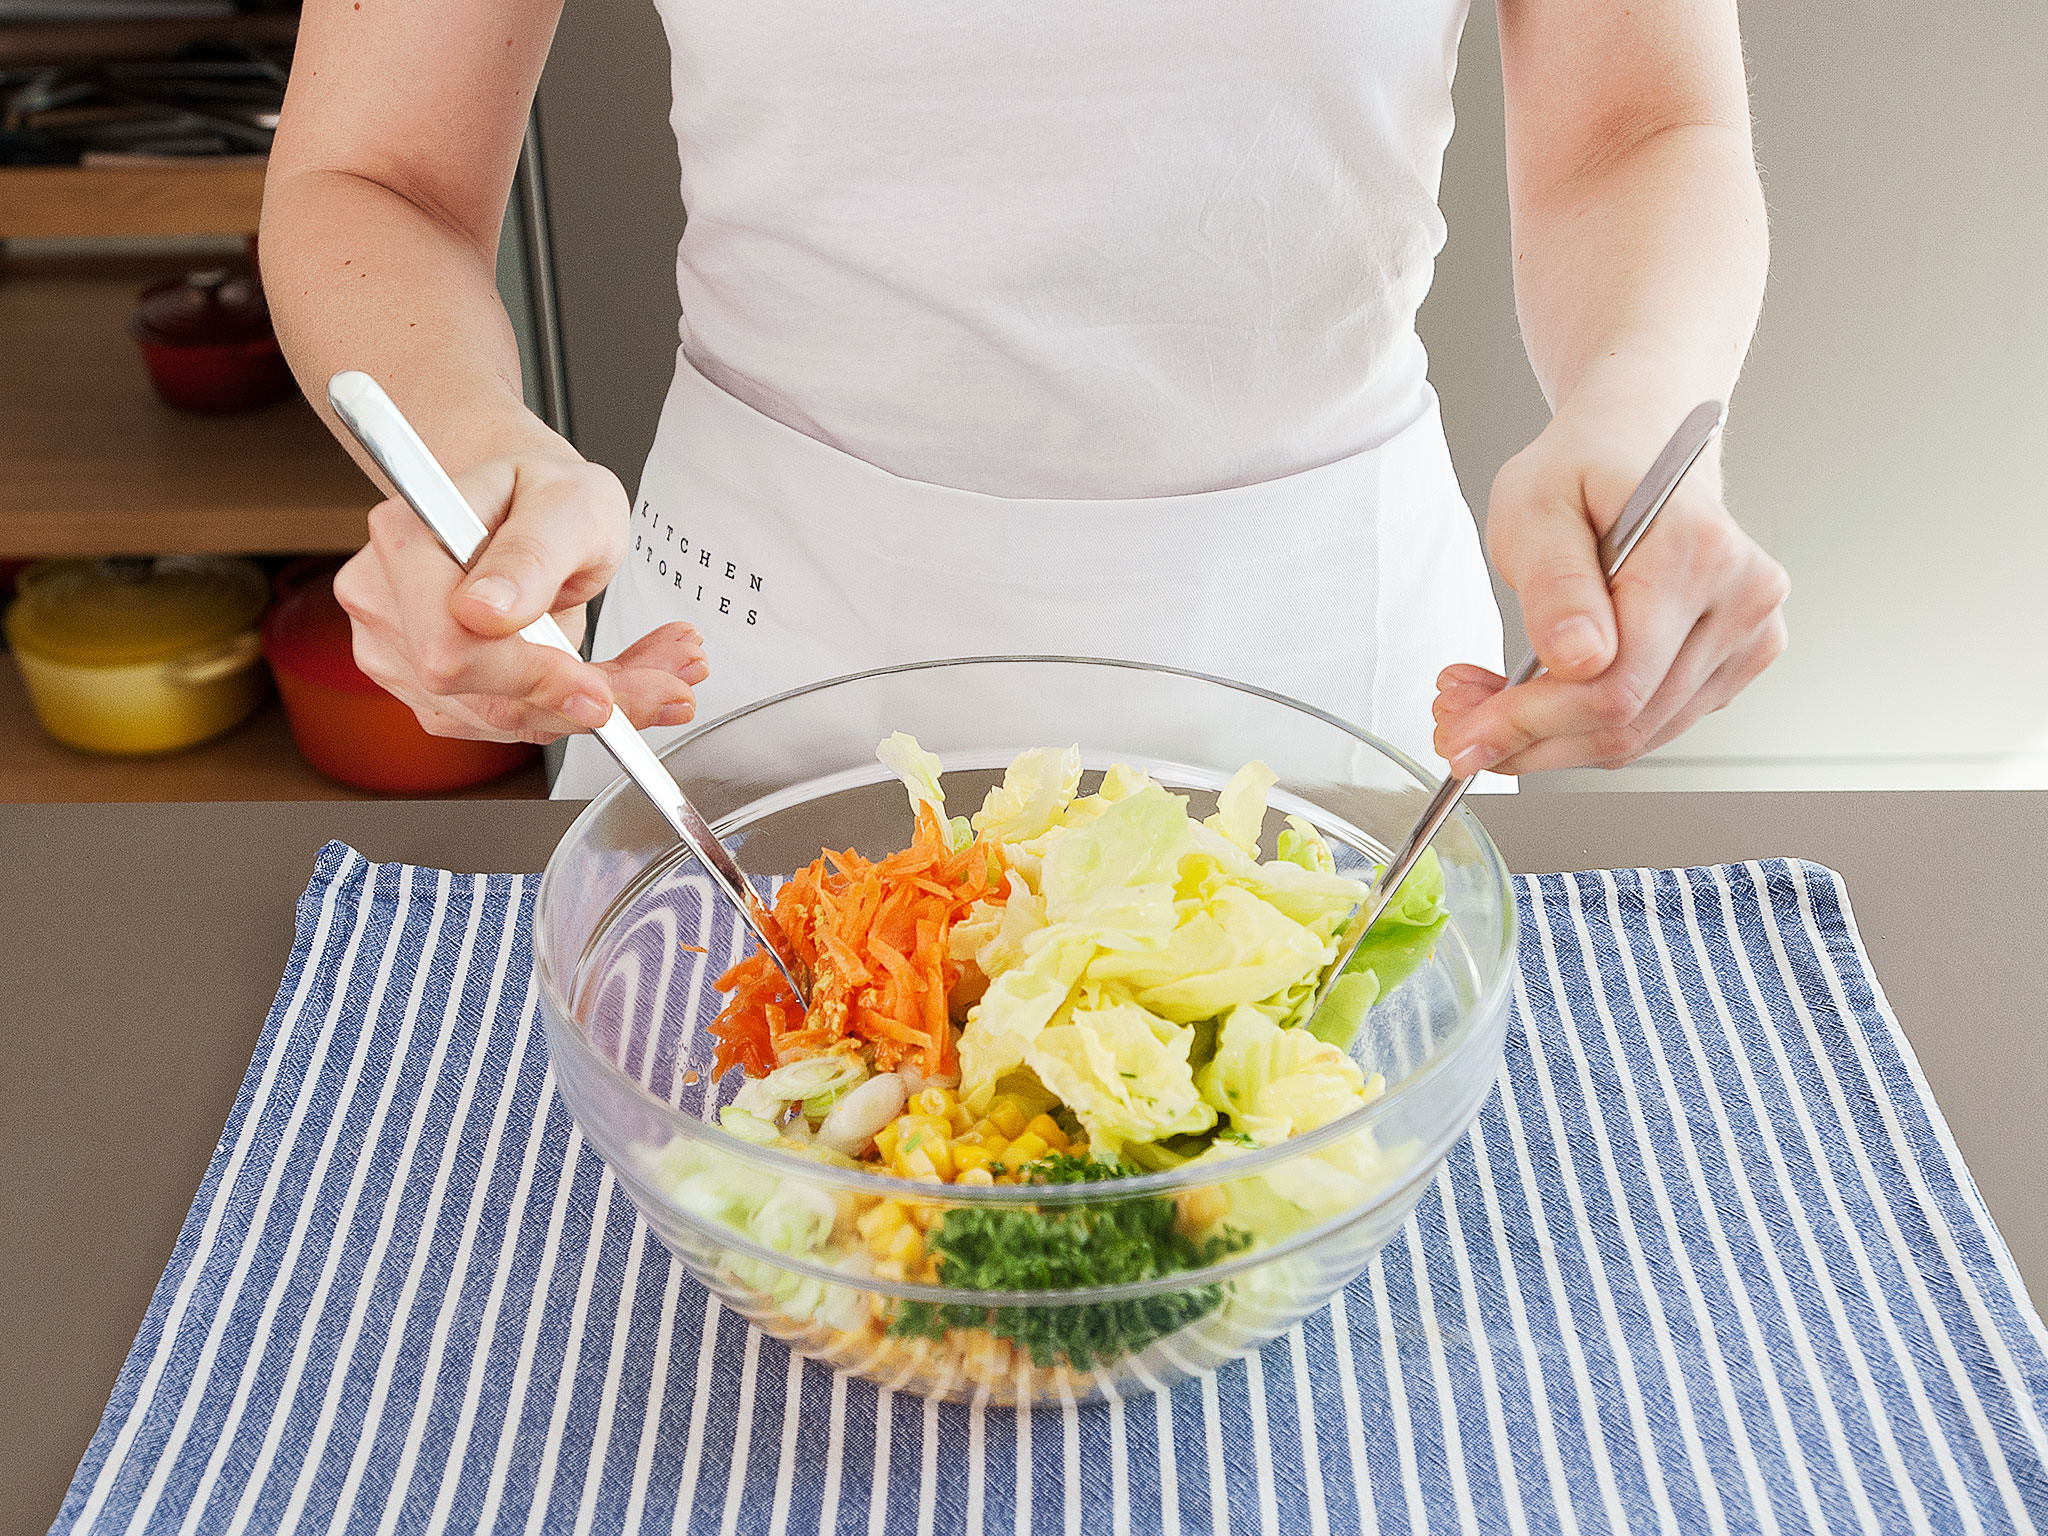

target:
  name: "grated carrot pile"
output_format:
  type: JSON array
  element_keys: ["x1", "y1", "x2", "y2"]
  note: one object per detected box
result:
[{"x1": 710, "y1": 808, "x2": 1008, "y2": 1081}]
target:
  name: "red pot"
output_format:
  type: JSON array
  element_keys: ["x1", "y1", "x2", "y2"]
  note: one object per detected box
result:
[
  {"x1": 130, "y1": 268, "x2": 295, "y2": 415},
  {"x1": 262, "y1": 558, "x2": 538, "y2": 795}
]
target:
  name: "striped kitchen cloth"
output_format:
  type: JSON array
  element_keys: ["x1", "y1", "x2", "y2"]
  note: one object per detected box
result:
[{"x1": 54, "y1": 844, "x2": 2048, "y2": 1535}]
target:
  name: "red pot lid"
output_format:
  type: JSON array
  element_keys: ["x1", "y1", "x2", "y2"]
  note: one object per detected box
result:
[
  {"x1": 131, "y1": 268, "x2": 276, "y2": 347},
  {"x1": 261, "y1": 561, "x2": 383, "y2": 695}
]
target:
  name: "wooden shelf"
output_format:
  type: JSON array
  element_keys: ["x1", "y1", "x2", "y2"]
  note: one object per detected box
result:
[
  {"x1": 0, "y1": 252, "x2": 373, "y2": 559},
  {"x1": 0, "y1": 657, "x2": 549, "y2": 804},
  {"x1": 0, "y1": 13, "x2": 298, "y2": 69},
  {"x1": 0, "y1": 160, "x2": 268, "y2": 241}
]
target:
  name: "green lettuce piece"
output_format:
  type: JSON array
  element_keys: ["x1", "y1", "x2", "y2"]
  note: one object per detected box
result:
[
  {"x1": 1275, "y1": 814, "x2": 1335, "y2": 874},
  {"x1": 948, "y1": 872, "x2": 1047, "y2": 973},
  {"x1": 1228, "y1": 857, "x2": 1370, "y2": 943},
  {"x1": 1287, "y1": 848, "x2": 1453, "y2": 1048},
  {"x1": 1317, "y1": 848, "x2": 1451, "y2": 1046},
  {"x1": 1085, "y1": 884, "x2": 1329, "y2": 1023},
  {"x1": 877, "y1": 731, "x2": 971, "y2": 849},
  {"x1": 1204, "y1": 760, "x2": 1278, "y2": 857},
  {"x1": 1027, "y1": 996, "x2": 1217, "y2": 1155},
  {"x1": 972, "y1": 745, "x2": 1083, "y2": 843},
  {"x1": 1068, "y1": 762, "x2": 1157, "y2": 815},
  {"x1": 1196, "y1": 1004, "x2": 1376, "y2": 1143},
  {"x1": 1373, "y1": 846, "x2": 1450, "y2": 930},
  {"x1": 1305, "y1": 971, "x2": 1381, "y2": 1047},
  {"x1": 1186, "y1": 1123, "x2": 1416, "y2": 1247},
  {"x1": 957, "y1": 929, "x2": 1094, "y2": 1097},
  {"x1": 1039, "y1": 785, "x2": 1197, "y2": 914}
]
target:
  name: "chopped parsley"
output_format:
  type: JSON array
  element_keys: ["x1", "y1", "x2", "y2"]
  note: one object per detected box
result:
[{"x1": 888, "y1": 1153, "x2": 1250, "y2": 1368}]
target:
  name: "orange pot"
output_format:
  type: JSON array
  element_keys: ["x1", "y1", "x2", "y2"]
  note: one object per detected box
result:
[{"x1": 261, "y1": 558, "x2": 536, "y2": 795}]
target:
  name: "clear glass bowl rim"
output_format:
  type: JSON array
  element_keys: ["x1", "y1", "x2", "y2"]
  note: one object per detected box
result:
[{"x1": 534, "y1": 655, "x2": 1520, "y2": 1210}]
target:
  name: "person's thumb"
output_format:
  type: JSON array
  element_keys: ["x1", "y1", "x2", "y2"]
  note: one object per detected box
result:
[
  {"x1": 1490, "y1": 463, "x2": 1617, "y2": 681},
  {"x1": 451, "y1": 459, "x2": 623, "y2": 639}
]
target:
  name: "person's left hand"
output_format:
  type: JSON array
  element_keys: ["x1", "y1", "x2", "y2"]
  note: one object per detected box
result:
[{"x1": 1433, "y1": 396, "x2": 1790, "y2": 778}]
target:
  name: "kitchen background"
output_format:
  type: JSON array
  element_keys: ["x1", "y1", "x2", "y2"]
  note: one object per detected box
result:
[{"x1": 2, "y1": 0, "x2": 2043, "y2": 800}]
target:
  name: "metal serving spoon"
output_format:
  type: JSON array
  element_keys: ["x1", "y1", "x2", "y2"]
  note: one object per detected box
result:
[
  {"x1": 326, "y1": 370, "x2": 811, "y2": 1006},
  {"x1": 1303, "y1": 398, "x2": 1728, "y2": 1028}
]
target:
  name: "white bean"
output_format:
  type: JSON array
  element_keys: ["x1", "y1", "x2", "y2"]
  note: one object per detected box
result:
[{"x1": 815, "y1": 1071, "x2": 907, "y2": 1156}]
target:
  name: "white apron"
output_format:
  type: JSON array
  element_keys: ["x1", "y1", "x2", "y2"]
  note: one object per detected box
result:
[{"x1": 554, "y1": 352, "x2": 1505, "y2": 799}]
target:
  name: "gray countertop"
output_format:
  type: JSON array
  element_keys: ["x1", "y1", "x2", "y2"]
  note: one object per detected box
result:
[{"x1": 4, "y1": 792, "x2": 2043, "y2": 1535}]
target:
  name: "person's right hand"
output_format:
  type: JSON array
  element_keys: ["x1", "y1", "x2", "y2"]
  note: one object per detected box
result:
[{"x1": 334, "y1": 452, "x2": 708, "y2": 744}]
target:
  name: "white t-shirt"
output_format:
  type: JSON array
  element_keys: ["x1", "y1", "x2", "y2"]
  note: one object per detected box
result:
[{"x1": 652, "y1": 0, "x2": 1472, "y2": 499}]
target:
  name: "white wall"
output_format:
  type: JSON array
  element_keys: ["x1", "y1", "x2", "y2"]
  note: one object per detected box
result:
[{"x1": 1418, "y1": 1, "x2": 2048, "y2": 792}]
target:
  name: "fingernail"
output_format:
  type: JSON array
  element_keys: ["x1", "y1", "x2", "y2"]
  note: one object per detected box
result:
[
  {"x1": 653, "y1": 701, "x2": 695, "y2": 727},
  {"x1": 1551, "y1": 616, "x2": 1603, "y2": 667},
  {"x1": 564, "y1": 692, "x2": 610, "y2": 728},
  {"x1": 465, "y1": 575, "x2": 517, "y2": 614},
  {"x1": 1450, "y1": 745, "x2": 1500, "y2": 777}
]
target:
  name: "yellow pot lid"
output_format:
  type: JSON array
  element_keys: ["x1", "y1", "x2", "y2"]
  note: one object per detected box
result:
[{"x1": 5, "y1": 556, "x2": 270, "y2": 668}]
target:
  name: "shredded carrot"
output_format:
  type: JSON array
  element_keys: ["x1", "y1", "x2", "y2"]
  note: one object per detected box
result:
[
  {"x1": 677, "y1": 941, "x2": 707, "y2": 954},
  {"x1": 709, "y1": 807, "x2": 1008, "y2": 1080}
]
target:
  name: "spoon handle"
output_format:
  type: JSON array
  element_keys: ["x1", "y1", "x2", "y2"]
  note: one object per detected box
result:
[
  {"x1": 1308, "y1": 399, "x2": 1727, "y2": 1020},
  {"x1": 326, "y1": 370, "x2": 810, "y2": 1006}
]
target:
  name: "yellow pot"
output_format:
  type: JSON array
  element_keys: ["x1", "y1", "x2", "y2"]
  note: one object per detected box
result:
[{"x1": 5, "y1": 556, "x2": 272, "y2": 756}]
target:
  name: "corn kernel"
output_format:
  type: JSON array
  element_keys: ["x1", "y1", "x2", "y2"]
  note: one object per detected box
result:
[
  {"x1": 955, "y1": 1166, "x2": 995, "y2": 1187},
  {"x1": 874, "y1": 1122, "x2": 901, "y2": 1161},
  {"x1": 1004, "y1": 1131, "x2": 1048, "y2": 1165},
  {"x1": 894, "y1": 1114, "x2": 949, "y2": 1161},
  {"x1": 951, "y1": 1143, "x2": 996, "y2": 1176},
  {"x1": 858, "y1": 1200, "x2": 908, "y2": 1245},
  {"x1": 986, "y1": 1100, "x2": 1030, "y2": 1139},
  {"x1": 974, "y1": 1133, "x2": 1008, "y2": 1162},
  {"x1": 1175, "y1": 1184, "x2": 1230, "y2": 1234},
  {"x1": 874, "y1": 1259, "x2": 907, "y2": 1282},
  {"x1": 947, "y1": 1104, "x2": 974, "y2": 1134},
  {"x1": 885, "y1": 1224, "x2": 924, "y2": 1267},
  {"x1": 1024, "y1": 1113, "x2": 1069, "y2": 1151},
  {"x1": 914, "y1": 1087, "x2": 956, "y2": 1118}
]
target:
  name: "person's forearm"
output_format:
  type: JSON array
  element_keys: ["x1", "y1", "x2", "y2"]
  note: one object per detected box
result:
[
  {"x1": 260, "y1": 165, "x2": 572, "y2": 489},
  {"x1": 1508, "y1": 120, "x2": 1768, "y2": 445}
]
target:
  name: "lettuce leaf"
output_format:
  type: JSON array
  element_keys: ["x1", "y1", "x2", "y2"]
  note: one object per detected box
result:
[
  {"x1": 1039, "y1": 785, "x2": 1197, "y2": 913},
  {"x1": 1204, "y1": 759, "x2": 1278, "y2": 857},
  {"x1": 1085, "y1": 883, "x2": 1330, "y2": 1023},
  {"x1": 1275, "y1": 814, "x2": 1335, "y2": 874},
  {"x1": 1196, "y1": 1004, "x2": 1377, "y2": 1143},
  {"x1": 1179, "y1": 1122, "x2": 1415, "y2": 1248},
  {"x1": 957, "y1": 928, "x2": 1094, "y2": 1097},
  {"x1": 877, "y1": 732, "x2": 971, "y2": 849},
  {"x1": 1027, "y1": 996, "x2": 1217, "y2": 1155},
  {"x1": 972, "y1": 744, "x2": 1083, "y2": 843},
  {"x1": 1308, "y1": 849, "x2": 1451, "y2": 1048}
]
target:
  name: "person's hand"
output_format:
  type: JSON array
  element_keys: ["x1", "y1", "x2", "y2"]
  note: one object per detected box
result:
[
  {"x1": 334, "y1": 451, "x2": 707, "y2": 744},
  {"x1": 1433, "y1": 397, "x2": 1788, "y2": 777}
]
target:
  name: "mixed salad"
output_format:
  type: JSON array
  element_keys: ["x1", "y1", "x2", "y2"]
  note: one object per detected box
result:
[{"x1": 642, "y1": 737, "x2": 1446, "y2": 1394}]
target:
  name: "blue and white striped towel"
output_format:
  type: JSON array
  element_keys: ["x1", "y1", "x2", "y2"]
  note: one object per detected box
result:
[{"x1": 55, "y1": 844, "x2": 2048, "y2": 1534}]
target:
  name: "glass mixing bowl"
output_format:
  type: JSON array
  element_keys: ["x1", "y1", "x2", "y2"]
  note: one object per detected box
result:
[{"x1": 535, "y1": 657, "x2": 1516, "y2": 1405}]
